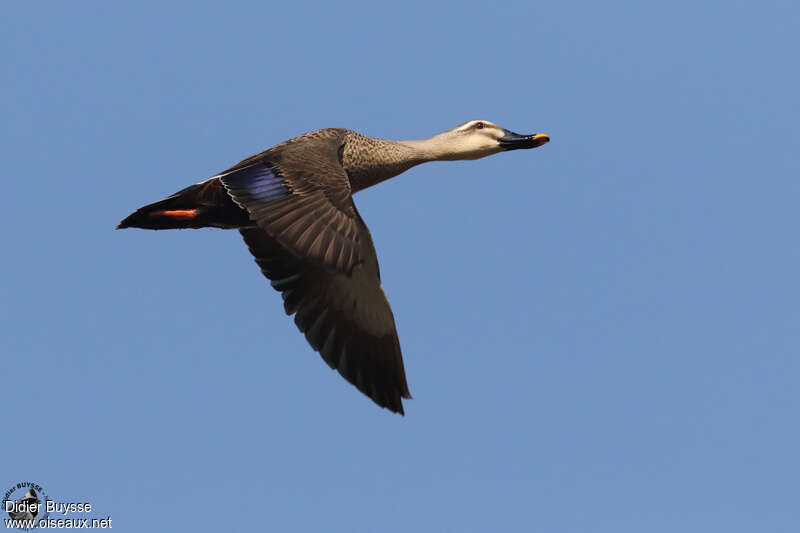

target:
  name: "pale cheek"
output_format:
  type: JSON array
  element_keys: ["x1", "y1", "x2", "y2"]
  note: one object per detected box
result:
[
  {"x1": 471, "y1": 136, "x2": 497, "y2": 152},
  {"x1": 465, "y1": 143, "x2": 502, "y2": 160}
]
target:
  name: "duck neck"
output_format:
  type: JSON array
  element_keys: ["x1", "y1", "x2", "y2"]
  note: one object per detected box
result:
[
  {"x1": 344, "y1": 132, "x2": 439, "y2": 192},
  {"x1": 396, "y1": 135, "x2": 460, "y2": 162}
]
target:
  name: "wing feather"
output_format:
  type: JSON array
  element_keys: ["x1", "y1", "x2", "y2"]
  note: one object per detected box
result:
[
  {"x1": 219, "y1": 131, "x2": 363, "y2": 273},
  {"x1": 238, "y1": 217, "x2": 411, "y2": 414}
]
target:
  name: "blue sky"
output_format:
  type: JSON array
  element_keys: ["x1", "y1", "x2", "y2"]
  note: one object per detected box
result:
[{"x1": 2, "y1": 1, "x2": 798, "y2": 531}]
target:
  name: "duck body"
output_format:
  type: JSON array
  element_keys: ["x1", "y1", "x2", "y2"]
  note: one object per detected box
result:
[{"x1": 118, "y1": 121, "x2": 549, "y2": 414}]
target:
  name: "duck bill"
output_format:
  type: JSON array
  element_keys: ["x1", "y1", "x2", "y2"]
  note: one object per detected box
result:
[{"x1": 498, "y1": 130, "x2": 550, "y2": 150}]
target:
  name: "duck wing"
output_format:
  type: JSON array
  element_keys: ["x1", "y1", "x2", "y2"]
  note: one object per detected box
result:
[
  {"x1": 238, "y1": 211, "x2": 411, "y2": 414},
  {"x1": 219, "y1": 130, "x2": 362, "y2": 274},
  {"x1": 221, "y1": 129, "x2": 411, "y2": 413}
]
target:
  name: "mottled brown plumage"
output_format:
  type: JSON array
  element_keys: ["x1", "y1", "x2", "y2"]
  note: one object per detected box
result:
[{"x1": 118, "y1": 121, "x2": 549, "y2": 414}]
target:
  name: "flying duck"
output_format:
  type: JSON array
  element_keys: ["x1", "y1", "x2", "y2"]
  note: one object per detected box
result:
[{"x1": 118, "y1": 120, "x2": 549, "y2": 414}]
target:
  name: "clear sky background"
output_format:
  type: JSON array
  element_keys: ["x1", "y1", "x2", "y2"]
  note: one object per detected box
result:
[{"x1": 2, "y1": 1, "x2": 798, "y2": 531}]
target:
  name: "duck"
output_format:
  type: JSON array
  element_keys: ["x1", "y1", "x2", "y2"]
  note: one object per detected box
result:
[{"x1": 118, "y1": 120, "x2": 549, "y2": 415}]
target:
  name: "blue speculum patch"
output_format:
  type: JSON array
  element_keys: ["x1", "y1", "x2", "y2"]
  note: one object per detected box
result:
[{"x1": 222, "y1": 163, "x2": 289, "y2": 204}]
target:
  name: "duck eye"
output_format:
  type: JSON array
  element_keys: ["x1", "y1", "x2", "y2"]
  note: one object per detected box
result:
[{"x1": 475, "y1": 122, "x2": 484, "y2": 129}]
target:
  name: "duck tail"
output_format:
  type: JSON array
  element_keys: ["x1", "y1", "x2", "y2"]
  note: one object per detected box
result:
[{"x1": 117, "y1": 178, "x2": 250, "y2": 230}]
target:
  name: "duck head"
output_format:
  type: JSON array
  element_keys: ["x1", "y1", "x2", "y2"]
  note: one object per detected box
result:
[{"x1": 429, "y1": 119, "x2": 549, "y2": 160}]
